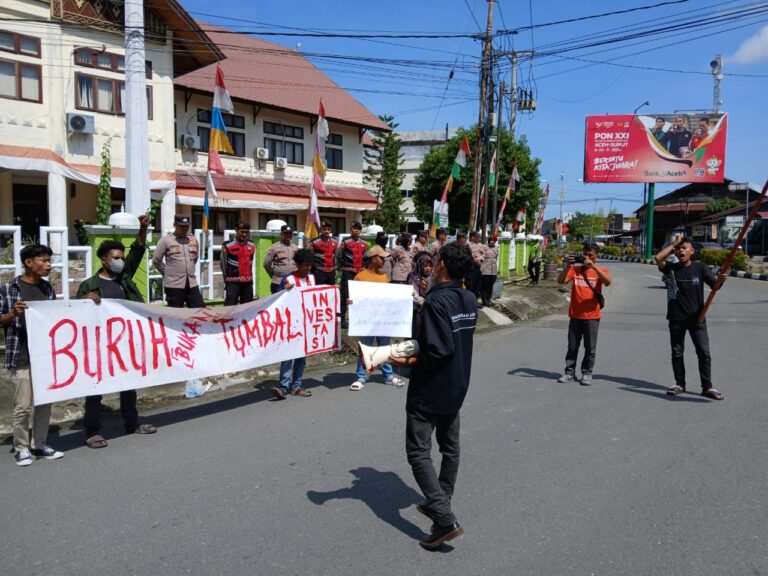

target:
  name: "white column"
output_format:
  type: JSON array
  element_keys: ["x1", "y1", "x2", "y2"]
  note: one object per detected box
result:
[
  {"x1": 124, "y1": 0, "x2": 150, "y2": 215},
  {"x1": 47, "y1": 172, "x2": 67, "y2": 253},
  {"x1": 160, "y1": 189, "x2": 175, "y2": 235},
  {"x1": 0, "y1": 172, "x2": 12, "y2": 225}
]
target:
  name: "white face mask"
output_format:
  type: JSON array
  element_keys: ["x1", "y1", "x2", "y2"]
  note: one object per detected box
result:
[{"x1": 106, "y1": 258, "x2": 125, "y2": 274}]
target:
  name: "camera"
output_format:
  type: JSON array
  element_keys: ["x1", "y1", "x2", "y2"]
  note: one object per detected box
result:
[{"x1": 571, "y1": 254, "x2": 585, "y2": 265}]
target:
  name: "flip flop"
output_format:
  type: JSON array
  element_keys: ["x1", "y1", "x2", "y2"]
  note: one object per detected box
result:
[
  {"x1": 666, "y1": 385, "x2": 686, "y2": 396},
  {"x1": 134, "y1": 423, "x2": 157, "y2": 434},
  {"x1": 86, "y1": 435, "x2": 108, "y2": 449},
  {"x1": 701, "y1": 388, "x2": 724, "y2": 401}
]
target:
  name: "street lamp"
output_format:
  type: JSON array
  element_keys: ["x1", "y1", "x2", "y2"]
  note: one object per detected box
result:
[{"x1": 633, "y1": 100, "x2": 650, "y2": 115}]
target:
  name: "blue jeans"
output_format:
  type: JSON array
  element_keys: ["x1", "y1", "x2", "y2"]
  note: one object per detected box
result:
[
  {"x1": 355, "y1": 336, "x2": 394, "y2": 382},
  {"x1": 279, "y1": 357, "x2": 307, "y2": 390}
]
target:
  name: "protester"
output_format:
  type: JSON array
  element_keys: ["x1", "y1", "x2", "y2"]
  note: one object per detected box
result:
[
  {"x1": 412, "y1": 230, "x2": 429, "y2": 254},
  {"x1": 556, "y1": 243, "x2": 612, "y2": 386},
  {"x1": 407, "y1": 252, "x2": 433, "y2": 336},
  {"x1": 77, "y1": 215, "x2": 157, "y2": 448},
  {"x1": 429, "y1": 228, "x2": 448, "y2": 259},
  {"x1": 309, "y1": 220, "x2": 339, "y2": 286},
  {"x1": 263, "y1": 225, "x2": 298, "y2": 294},
  {"x1": 468, "y1": 231, "x2": 485, "y2": 306},
  {"x1": 389, "y1": 242, "x2": 477, "y2": 549},
  {"x1": 0, "y1": 244, "x2": 63, "y2": 466},
  {"x1": 390, "y1": 233, "x2": 414, "y2": 284},
  {"x1": 152, "y1": 214, "x2": 204, "y2": 308},
  {"x1": 349, "y1": 245, "x2": 404, "y2": 390},
  {"x1": 271, "y1": 249, "x2": 315, "y2": 400},
  {"x1": 220, "y1": 220, "x2": 256, "y2": 305},
  {"x1": 528, "y1": 239, "x2": 543, "y2": 285},
  {"x1": 654, "y1": 236, "x2": 727, "y2": 400},
  {"x1": 376, "y1": 231, "x2": 393, "y2": 280},
  {"x1": 336, "y1": 221, "x2": 367, "y2": 329},
  {"x1": 480, "y1": 236, "x2": 499, "y2": 307}
]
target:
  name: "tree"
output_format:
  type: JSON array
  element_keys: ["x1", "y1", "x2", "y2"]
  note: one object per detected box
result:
[
  {"x1": 704, "y1": 197, "x2": 740, "y2": 215},
  {"x1": 568, "y1": 210, "x2": 609, "y2": 241},
  {"x1": 96, "y1": 138, "x2": 112, "y2": 225},
  {"x1": 364, "y1": 115, "x2": 405, "y2": 231},
  {"x1": 412, "y1": 127, "x2": 542, "y2": 231}
]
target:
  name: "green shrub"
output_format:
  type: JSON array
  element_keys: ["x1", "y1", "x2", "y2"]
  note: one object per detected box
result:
[
  {"x1": 698, "y1": 248, "x2": 747, "y2": 271},
  {"x1": 599, "y1": 246, "x2": 622, "y2": 257}
]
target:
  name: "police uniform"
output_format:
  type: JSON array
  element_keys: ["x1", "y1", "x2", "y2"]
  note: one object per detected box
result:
[
  {"x1": 153, "y1": 215, "x2": 204, "y2": 308},
  {"x1": 264, "y1": 240, "x2": 299, "y2": 294}
]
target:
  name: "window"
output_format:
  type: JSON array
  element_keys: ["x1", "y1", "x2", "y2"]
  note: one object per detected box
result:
[
  {"x1": 324, "y1": 132, "x2": 343, "y2": 170},
  {"x1": 0, "y1": 58, "x2": 41, "y2": 102},
  {"x1": 74, "y1": 48, "x2": 152, "y2": 78},
  {"x1": 191, "y1": 208, "x2": 240, "y2": 234},
  {"x1": 258, "y1": 213, "x2": 298, "y2": 230},
  {"x1": 263, "y1": 121, "x2": 305, "y2": 165},
  {"x1": 196, "y1": 108, "x2": 246, "y2": 157},
  {"x1": 0, "y1": 31, "x2": 40, "y2": 58},
  {"x1": 75, "y1": 73, "x2": 152, "y2": 118}
]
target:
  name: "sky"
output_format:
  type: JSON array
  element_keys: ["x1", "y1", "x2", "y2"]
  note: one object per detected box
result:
[{"x1": 179, "y1": 0, "x2": 768, "y2": 219}]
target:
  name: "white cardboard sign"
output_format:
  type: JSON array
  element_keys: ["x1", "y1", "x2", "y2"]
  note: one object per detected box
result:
[{"x1": 347, "y1": 280, "x2": 414, "y2": 338}]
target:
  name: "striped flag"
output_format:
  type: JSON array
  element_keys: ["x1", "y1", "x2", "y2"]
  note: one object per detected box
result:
[
  {"x1": 305, "y1": 173, "x2": 324, "y2": 240},
  {"x1": 450, "y1": 136, "x2": 472, "y2": 179},
  {"x1": 312, "y1": 100, "x2": 329, "y2": 177},
  {"x1": 207, "y1": 64, "x2": 234, "y2": 176},
  {"x1": 488, "y1": 149, "x2": 497, "y2": 188},
  {"x1": 306, "y1": 100, "x2": 328, "y2": 241}
]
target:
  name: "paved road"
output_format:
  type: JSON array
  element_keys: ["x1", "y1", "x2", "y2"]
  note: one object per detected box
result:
[{"x1": 1, "y1": 261, "x2": 766, "y2": 576}]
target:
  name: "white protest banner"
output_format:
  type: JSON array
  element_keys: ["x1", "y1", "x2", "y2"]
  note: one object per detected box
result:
[
  {"x1": 433, "y1": 199, "x2": 449, "y2": 227},
  {"x1": 347, "y1": 280, "x2": 413, "y2": 338},
  {"x1": 25, "y1": 286, "x2": 339, "y2": 405}
]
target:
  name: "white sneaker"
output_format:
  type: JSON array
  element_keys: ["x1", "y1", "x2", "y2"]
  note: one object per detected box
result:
[
  {"x1": 31, "y1": 444, "x2": 64, "y2": 460},
  {"x1": 557, "y1": 373, "x2": 575, "y2": 383},
  {"x1": 386, "y1": 376, "x2": 405, "y2": 388},
  {"x1": 350, "y1": 379, "x2": 365, "y2": 391},
  {"x1": 15, "y1": 449, "x2": 33, "y2": 467}
]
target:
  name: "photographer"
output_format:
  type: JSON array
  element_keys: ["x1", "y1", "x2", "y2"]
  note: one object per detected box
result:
[{"x1": 556, "y1": 243, "x2": 612, "y2": 386}]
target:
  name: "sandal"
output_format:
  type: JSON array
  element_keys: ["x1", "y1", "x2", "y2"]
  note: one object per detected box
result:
[
  {"x1": 86, "y1": 435, "x2": 108, "y2": 449},
  {"x1": 701, "y1": 388, "x2": 724, "y2": 401},
  {"x1": 134, "y1": 423, "x2": 157, "y2": 434},
  {"x1": 350, "y1": 381, "x2": 365, "y2": 391},
  {"x1": 291, "y1": 387, "x2": 312, "y2": 397},
  {"x1": 666, "y1": 385, "x2": 686, "y2": 396}
]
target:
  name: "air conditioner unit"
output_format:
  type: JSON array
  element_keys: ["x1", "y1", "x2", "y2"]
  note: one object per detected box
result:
[
  {"x1": 67, "y1": 112, "x2": 94, "y2": 134},
  {"x1": 182, "y1": 134, "x2": 200, "y2": 150},
  {"x1": 255, "y1": 147, "x2": 269, "y2": 160},
  {"x1": 275, "y1": 157, "x2": 288, "y2": 169}
]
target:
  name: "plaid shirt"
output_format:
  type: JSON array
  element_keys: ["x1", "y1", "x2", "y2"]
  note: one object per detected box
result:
[{"x1": 0, "y1": 276, "x2": 56, "y2": 370}]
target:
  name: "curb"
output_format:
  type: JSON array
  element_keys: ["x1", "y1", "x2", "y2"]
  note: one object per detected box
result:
[{"x1": 600, "y1": 255, "x2": 768, "y2": 281}]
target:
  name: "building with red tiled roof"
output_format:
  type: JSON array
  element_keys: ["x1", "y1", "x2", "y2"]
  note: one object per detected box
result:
[{"x1": 171, "y1": 23, "x2": 387, "y2": 234}]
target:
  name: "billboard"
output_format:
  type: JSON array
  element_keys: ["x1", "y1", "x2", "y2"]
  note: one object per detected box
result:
[{"x1": 584, "y1": 113, "x2": 727, "y2": 183}]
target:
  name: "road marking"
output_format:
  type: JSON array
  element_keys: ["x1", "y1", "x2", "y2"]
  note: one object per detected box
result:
[{"x1": 645, "y1": 274, "x2": 661, "y2": 280}]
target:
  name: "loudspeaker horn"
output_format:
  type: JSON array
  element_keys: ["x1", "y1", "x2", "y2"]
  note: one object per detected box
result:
[{"x1": 358, "y1": 339, "x2": 420, "y2": 373}]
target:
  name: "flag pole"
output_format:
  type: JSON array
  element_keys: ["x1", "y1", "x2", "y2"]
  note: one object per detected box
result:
[{"x1": 697, "y1": 178, "x2": 767, "y2": 323}]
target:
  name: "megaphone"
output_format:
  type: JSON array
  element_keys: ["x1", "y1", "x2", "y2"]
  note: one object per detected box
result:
[{"x1": 358, "y1": 339, "x2": 420, "y2": 373}]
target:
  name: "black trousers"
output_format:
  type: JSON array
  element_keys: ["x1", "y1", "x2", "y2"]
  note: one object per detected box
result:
[
  {"x1": 565, "y1": 318, "x2": 600, "y2": 375},
  {"x1": 480, "y1": 274, "x2": 496, "y2": 305},
  {"x1": 468, "y1": 265, "x2": 482, "y2": 297},
  {"x1": 669, "y1": 319, "x2": 712, "y2": 390},
  {"x1": 313, "y1": 270, "x2": 336, "y2": 286},
  {"x1": 84, "y1": 391, "x2": 138, "y2": 437},
  {"x1": 165, "y1": 280, "x2": 205, "y2": 308},
  {"x1": 339, "y1": 270, "x2": 357, "y2": 321},
  {"x1": 528, "y1": 260, "x2": 541, "y2": 284},
  {"x1": 405, "y1": 407, "x2": 460, "y2": 528},
  {"x1": 224, "y1": 282, "x2": 254, "y2": 306}
]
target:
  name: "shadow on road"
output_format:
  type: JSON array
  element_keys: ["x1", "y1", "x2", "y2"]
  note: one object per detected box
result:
[
  {"x1": 307, "y1": 467, "x2": 425, "y2": 539},
  {"x1": 595, "y1": 374, "x2": 710, "y2": 403},
  {"x1": 507, "y1": 367, "x2": 561, "y2": 381}
]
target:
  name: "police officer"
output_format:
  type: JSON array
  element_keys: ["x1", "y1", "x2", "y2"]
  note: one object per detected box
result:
[
  {"x1": 412, "y1": 230, "x2": 429, "y2": 254},
  {"x1": 153, "y1": 214, "x2": 204, "y2": 308},
  {"x1": 220, "y1": 219, "x2": 256, "y2": 305},
  {"x1": 309, "y1": 220, "x2": 339, "y2": 286},
  {"x1": 263, "y1": 225, "x2": 299, "y2": 294}
]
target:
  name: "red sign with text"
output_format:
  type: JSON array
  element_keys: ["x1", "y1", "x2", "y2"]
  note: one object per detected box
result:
[{"x1": 584, "y1": 113, "x2": 727, "y2": 183}]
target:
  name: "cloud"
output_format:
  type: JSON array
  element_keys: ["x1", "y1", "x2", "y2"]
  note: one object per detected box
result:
[{"x1": 728, "y1": 24, "x2": 768, "y2": 65}]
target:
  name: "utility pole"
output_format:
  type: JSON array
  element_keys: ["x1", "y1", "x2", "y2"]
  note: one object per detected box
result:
[
  {"x1": 124, "y1": 0, "x2": 150, "y2": 216},
  {"x1": 490, "y1": 81, "x2": 505, "y2": 231},
  {"x1": 509, "y1": 52, "x2": 518, "y2": 138},
  {"x1": 480, "y1": 77, "x2": 495, "y2": 240},
  {"x1": 469, "y1": 0, "x2": 494, "y2": 233},
  {"x1": 558, "y1": 171, "x2": 565, "y2": 244}
]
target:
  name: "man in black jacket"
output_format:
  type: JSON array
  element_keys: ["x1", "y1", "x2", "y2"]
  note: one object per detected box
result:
[{"x1": 390, "y1": 242, "x2": 477, "y2": 549}]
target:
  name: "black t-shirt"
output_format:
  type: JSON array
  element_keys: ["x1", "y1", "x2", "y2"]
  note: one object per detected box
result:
[
  {"x1": 660, "y1": 260, "x2": 716, "y2": 321},
  {"x1": 17, "y1": 279, "x2": 49, "y2": 367},
  {"x1": 98, "y1": 276, "x2": 127, "y2": 300},
  {"x1": 407, "y1": 281, "x2": 477, "y2": 415}
]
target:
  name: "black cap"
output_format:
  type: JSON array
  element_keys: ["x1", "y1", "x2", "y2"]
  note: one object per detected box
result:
[
  {"x1": 174, "y1": 214, "x2": 190, "y2": 225},
  {"x1": 280, "y1": 225, "x2": 293, "y2": 233},
  {"x1": 351, "y1": 220, "x2": 363, "y2": 230},
  {"x1": 436, "y1": 228, "x2": 447, "y2": 236},
  {"x1": 417, "y1": 230, "x2": 429, "y2": 237},
  {"x1": 456, "y1": 231, "x2": 467, "y2": 238},
  {"x1": 375, "y1": 231, "x2": 387, "y2": 239}
]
